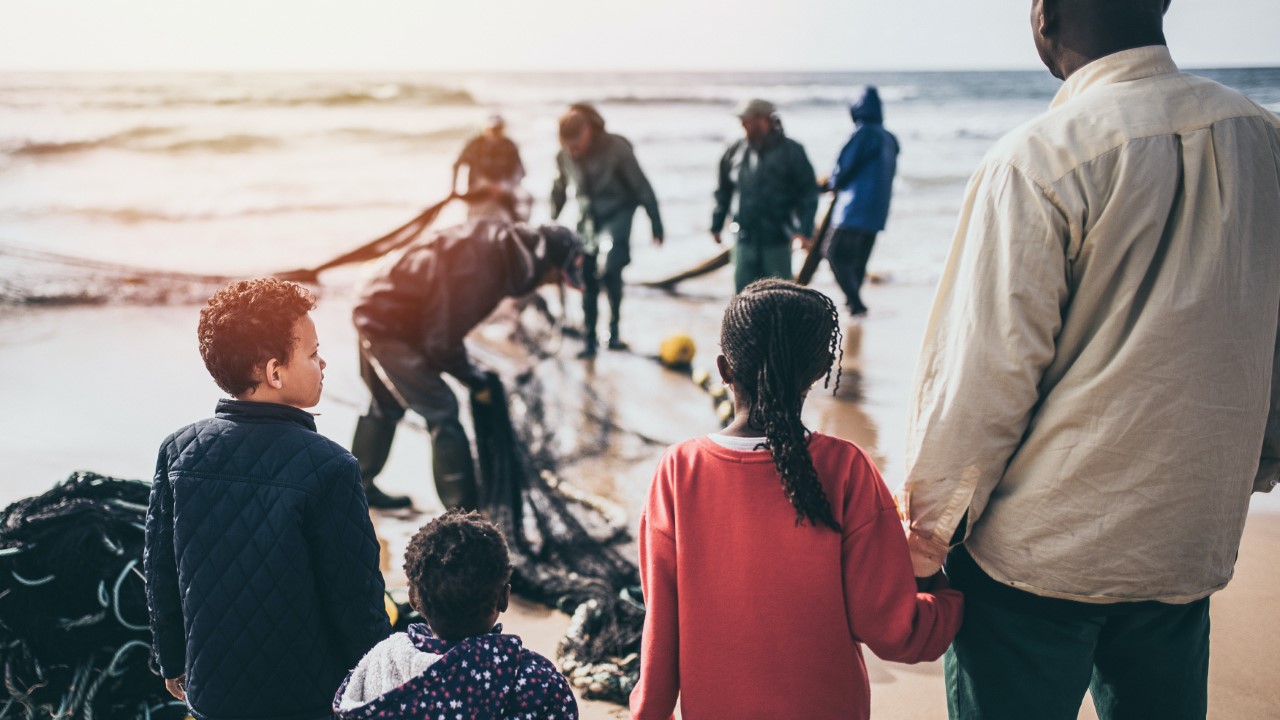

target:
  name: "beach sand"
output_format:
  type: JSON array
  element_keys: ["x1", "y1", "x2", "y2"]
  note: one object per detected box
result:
[{"x1": 1, "y1": 264, "x2": 1276, "y2": 719}]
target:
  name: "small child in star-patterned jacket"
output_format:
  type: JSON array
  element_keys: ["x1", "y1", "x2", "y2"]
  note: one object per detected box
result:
[{"x1": 334, "y1": 510, "x2": 578, "y2": 720}]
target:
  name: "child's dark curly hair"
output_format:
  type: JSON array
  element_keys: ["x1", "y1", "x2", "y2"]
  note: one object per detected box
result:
[
  {"x1": 721, "y1": 279, "x2": 843, "y2": 531},
  {"x1": 197, "y1": 278, "x2": 316, "y2": 397},
  {"x1": 404, "y1": 510, "x2": 513, "y2": 623}
]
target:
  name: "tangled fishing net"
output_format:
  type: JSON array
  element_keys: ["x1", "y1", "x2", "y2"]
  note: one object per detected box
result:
[
  {"x1": 471, "y1": 369, "x2": 645, "y2": 704},
  {"x1": 0, "y1": 472, "x2": 186, "y2": 720}
]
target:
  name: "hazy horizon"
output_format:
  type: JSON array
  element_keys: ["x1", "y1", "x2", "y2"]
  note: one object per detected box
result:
[{"x1": 3, "y1": 0, "x2": 1277, "y2": 74}]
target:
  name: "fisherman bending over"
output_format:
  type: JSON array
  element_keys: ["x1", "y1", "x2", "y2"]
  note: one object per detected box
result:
[{"x1": 350, "y1": 219, "x2": 584, "y2": 510}]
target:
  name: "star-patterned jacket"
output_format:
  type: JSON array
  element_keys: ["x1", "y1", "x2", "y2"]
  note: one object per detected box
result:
[{"x1": 334, "y1": 623, "x2": 578, "y2": 720}]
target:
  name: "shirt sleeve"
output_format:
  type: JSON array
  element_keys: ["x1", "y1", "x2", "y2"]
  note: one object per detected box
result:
[
  {"x1": 143, "y1": 447, "x2": 186, "y2": 679},
  {"x1": 306, "y1": 455, "x2": 392, "y2": 667},
  {"x1": 550, "y1": 152, "x2": 569, "y2": 221},
  {"x1": 710, "y1": 144, "x2": 737, "y2": 235},
  {"x1": 630, "y1": 452, "x2": 679, "y2": 720},
  {"x1": 1256, "y1": 300, "x2": 1280, "y2": 493},
  {"x1": 511, "y1": 142, "x2": 527, "y2": 184},
  {"x1": 455, "y1": 138, "x2": 475, "y2": 169},
  {"x1": 904, "y1": 161, "x2": 1071, "y2": 574},
  {"x1": 842, "y1": 454, "x2": 963, "y2": 664},
  {"x1": 790, "y1": 144, "x2": 819, "y2": 238},
  {"x1": 830, "y1": 131, "x2": 878, "y2": 191},
  {"x1": 619, "y1": 144, "x2": 664, "y2": 239}
]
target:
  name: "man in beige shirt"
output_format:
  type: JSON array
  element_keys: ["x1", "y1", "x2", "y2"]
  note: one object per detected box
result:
[{"x1": 903, "y1": 1, "x2": 1280, "y2": 718}]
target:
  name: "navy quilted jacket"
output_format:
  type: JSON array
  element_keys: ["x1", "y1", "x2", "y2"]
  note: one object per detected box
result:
[{"x1": 144, "y1": 400, "x2": 392, "y2": 720}]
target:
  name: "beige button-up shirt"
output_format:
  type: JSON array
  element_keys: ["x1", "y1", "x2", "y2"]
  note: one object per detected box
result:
[{"x1": 904, "y1": 46, "x2": 1280, "y2": 603}]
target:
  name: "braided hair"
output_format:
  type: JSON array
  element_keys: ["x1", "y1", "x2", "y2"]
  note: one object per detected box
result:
[{"x1": 720, "y1": 279, "x2": 843, "y2": 531}]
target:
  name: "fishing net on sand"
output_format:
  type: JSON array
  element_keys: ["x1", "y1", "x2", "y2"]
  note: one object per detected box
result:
[
  {"x1": 470, "y1": 370, "x2": 646, "y2": 704},
  {"x1": 0, "y1": 193, "x2": 456, "y2": 306},
  {"x1": 0, "y1": 243, "x2": 237, "y2": 306},
  {"x1": 0, "y1": 472, "x2": 187, "y2": 720}
]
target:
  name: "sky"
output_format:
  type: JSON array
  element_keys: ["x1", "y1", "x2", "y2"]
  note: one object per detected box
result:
[{"x1": 1, "y1": 0, "x2": 1277, "y2": 72}]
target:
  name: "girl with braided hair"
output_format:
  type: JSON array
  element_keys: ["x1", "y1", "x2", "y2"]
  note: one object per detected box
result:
[{"x1": 631, "y1": 280, "x2": 963, "y2": 720}]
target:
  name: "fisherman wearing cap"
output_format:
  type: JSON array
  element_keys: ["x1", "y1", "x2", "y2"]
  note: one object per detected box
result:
[
  {"x1": 552, "y1": 103, "x2": 664, "y2": 358},
  {"x1": 452, "y1": 115, "x2": 528, "y2": 219},
  {"x1": 349, "y1": 220, "x2": 584, "y2": 509},
  {"x1": 712, "y1": 99, "x2": 819, "y2": 293}
]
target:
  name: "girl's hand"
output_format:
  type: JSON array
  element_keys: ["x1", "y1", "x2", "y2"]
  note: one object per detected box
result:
[{"x1": 915, "y1": 571, "x2": 950, "y2": 593}]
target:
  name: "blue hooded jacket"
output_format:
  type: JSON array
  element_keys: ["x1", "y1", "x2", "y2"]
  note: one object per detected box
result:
[{"x1": 827, "y1": 86, "x2": 899, "y2": 233}]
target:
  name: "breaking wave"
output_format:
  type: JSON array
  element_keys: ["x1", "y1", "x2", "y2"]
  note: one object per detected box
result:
[{"x1": 14, "y1": 200, "x2": 414, "y2": 224}]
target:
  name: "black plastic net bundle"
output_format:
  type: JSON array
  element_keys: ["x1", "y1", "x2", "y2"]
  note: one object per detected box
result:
[
  {"x1": 0, "y1": 472, "x2": 186, "y2": 720},
  {"x1": 470, "y1": 371, "x2": 645, "y2": 704}
]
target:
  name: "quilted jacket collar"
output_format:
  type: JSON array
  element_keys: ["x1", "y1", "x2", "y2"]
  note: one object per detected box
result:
[{"x1": 214, "y1": 399, "x2": 317, "y2": 432}]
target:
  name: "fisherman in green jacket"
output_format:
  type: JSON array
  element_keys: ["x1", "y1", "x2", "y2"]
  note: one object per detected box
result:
[
  {"x1": 712, "y1": 99, "x2": 819, "y2": 293},
  {"x1": 552, "y1": 103, "x2": 664, "y2": 358}
]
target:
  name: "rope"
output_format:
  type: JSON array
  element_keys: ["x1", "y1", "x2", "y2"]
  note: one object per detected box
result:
[{"x1": 111, "y1": 560, "x2": 149, "y2": 631}]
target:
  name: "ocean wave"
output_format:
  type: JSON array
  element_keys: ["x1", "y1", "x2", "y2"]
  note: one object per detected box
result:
[
  {"x1": 598, "y1": 94, "x2": 856, "y2": 108},
  {"x1": 91, "y1": 83, "x2": 477, "y2": 110},
  {"x1": 334, "y1": 125, "x2": 476, "y2": 144},
  {"x1": 600, "y1": 95, "x2": 734, "y2": 106},
  {"x1": 162, "y1": 134, "x2": 281, "y2": 153},
  {"x1": 596, "y1": 84, "x2": 919, "y2": 108},
  {"x1": 11, "y1": 200, "x2": 413, "y2": 224},
  {"x1": 897, "y1": 173, "x2": 974, "y2": 190},
  {"x1": 3, "y1": 122, "x2": 475, "y2": 159},
  {"x1": 7, "y1": 127, "x2": 174, "y2": 156},
  {"x1": 5, "y1": 128, "x2": 288, "y2": 157}
]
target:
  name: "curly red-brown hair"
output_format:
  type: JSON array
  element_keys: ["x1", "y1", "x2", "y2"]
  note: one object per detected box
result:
[{"x1": 197, "y1": 278, "x2": 316, "y2": 397}]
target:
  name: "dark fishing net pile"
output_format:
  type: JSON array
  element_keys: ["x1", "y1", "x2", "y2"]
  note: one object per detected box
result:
[
  {"x1": 0, "y1": 472, "x2": 186, "y2": 720},
  {"x1": 470, "y1": 370, "x2": 646, "y2": 704}
]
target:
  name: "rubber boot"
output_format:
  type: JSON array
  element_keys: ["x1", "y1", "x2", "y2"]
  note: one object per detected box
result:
[
  {"x1": 607, "y1": 321, "x2": 628, "y2": 351},
  {"x1": 431, "y1": 421, "x2": 479, "y2": 510},
  {"x1": 606, "y1": 279, "x2": 627, "y2": 351},
  {"x1": 351, "y1": 415, "x2": 412, "y2": 509}
]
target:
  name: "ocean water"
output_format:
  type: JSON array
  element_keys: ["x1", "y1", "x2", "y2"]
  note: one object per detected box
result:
[{"x1": 3, "y1": 68, "x2": 1277, "y2": 294}]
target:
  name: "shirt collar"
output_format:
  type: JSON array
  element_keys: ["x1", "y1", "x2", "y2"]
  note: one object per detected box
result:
[
  {"x1": 1050, "y1": 45, "x2": 1178, "y2": 110},
  {"x1": 214, "y1": 398, "x2": 317, "y2": 432},
  {"x1": 408, "y1": 622, "x2": 503, "y2": 651}
]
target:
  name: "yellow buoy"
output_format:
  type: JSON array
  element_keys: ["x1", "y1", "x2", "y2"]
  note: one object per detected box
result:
[
  {"x1": 384, "y1": 592, "x2": 399, "y2": 627},
  {"x1": 690, "y1": 367, "x2": 712, "y2": 389},
  {"x1": 658, "y1": 334, "x2": 697, "y2": 369},
  {"x1": 716, "y1": 399, "x2": 734, "y2": 425}
]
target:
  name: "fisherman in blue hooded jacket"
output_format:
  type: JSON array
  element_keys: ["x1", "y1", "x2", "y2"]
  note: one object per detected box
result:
[{"x1": 823, "y1": 86, "x2": 899, "y2": 316}]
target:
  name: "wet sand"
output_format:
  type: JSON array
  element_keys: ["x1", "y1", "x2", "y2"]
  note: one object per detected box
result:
[{"x1": 1, "y1": 264, "x2": 1277, "y2": 718}]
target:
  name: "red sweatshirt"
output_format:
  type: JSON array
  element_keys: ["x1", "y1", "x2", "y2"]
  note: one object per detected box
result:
[{"x1": 630, "y1": 433, "x2": 963, "y2": 720}]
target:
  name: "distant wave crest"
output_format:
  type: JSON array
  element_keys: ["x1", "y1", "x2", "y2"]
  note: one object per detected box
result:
[
  {"x1": 8, "y1": 127, "x2": 173, "y2": 156},
  {"x1": 334, "y1": 125, "x2": 476, "y2": 145},
  {"x1": 101, "y1": 83, "x2": 477, "y2": 110},
  {"x1": 4, "y1": 121, "x2": 477, "y2": 159},
  {"x1": 597, "y1": 84, "x2": 919, "y2": 108},
  {"x1": 16, "y1": 200, "x2": 413, "y2": 224},
  {"x1": 8, "y1": 128, "x2": 281, "y2": 156}
]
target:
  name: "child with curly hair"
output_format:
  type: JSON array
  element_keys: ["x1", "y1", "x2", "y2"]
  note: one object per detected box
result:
[
  {"x1": 334, "y1": 510, "x2": 578, "y2": 719},
  {"x1": 145, "y1": 278, "x2": 390, "y2": 720},
  {"x1": 630, "y1": 279, "x2": 963, "y2": 720}
]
